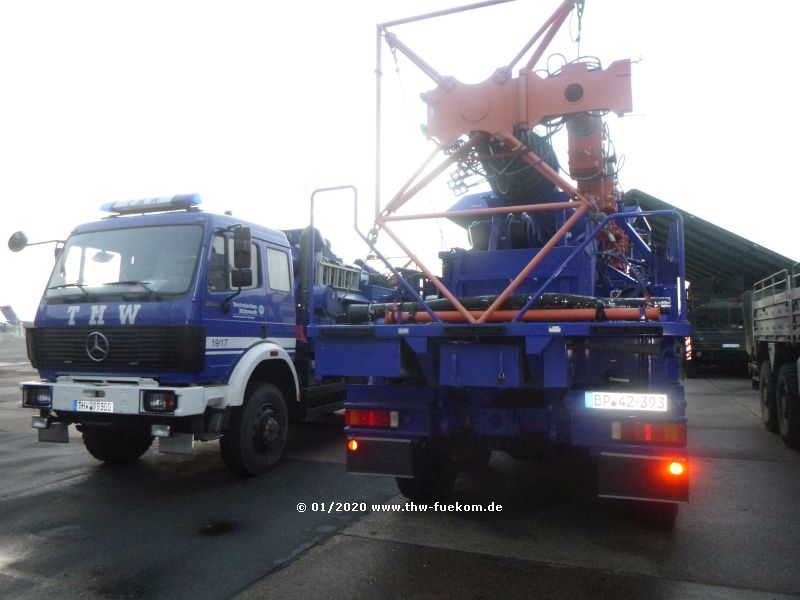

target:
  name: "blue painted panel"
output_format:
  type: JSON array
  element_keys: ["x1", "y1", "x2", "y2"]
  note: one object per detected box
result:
[
  {"x1": 314, "y1": 339, "x2": 402, "y2": 377},
  {"x1": 439, "y1": 343, "x2": 521, "y2": 387},
  {"x1": 440, "y1": 246, "x2": 594, "y2": 298}
]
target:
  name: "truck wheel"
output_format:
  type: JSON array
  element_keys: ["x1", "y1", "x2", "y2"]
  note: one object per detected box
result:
[
  {"x1": 776, "y1": 364, "x2": 800, "y2": 450},
  {"x1": 685, "y1": 361, "x2": 697, "y2": 379},
  {"x1": 220, "y1": 383, "x2": 288, "y2": 477},
  {"x1": 759, "y1": 360, "x2": 779, "y2": 433},
  {"x1": 82, "y1": 426, "x2": 154, "y2": 466},
  {"x1": 395, "y1": 448, "x2": 458, "y2": 504}
]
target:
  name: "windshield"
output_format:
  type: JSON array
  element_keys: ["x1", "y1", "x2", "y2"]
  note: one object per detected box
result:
[
  {"x1": 45, "y1": 224, "x2": 204, "y2": 302},
  {"x1": 692, "y1": 305, "x2": 744, "y2": 329}
]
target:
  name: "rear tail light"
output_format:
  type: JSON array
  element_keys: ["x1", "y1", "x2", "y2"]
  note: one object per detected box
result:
[
  {"x1": 22, "y1": 385, "x2": 52, "y2": 408},
  {"x1": 347, "y1": 439, "x2": 359, "y2": 452},
  {"x1": 345, "y1": 409, "x2": 399, "y2": 428},
  {"x1": 611, "y1": 421, "x2": 686, "y2": 445}
]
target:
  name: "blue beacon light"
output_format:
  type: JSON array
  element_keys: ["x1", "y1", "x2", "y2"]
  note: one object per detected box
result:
[{"x1": 100, "y1": 193, "x2": 202, "y2": 214}]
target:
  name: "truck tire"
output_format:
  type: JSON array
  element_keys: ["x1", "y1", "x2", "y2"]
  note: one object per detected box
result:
[
  {"x1": 82, "y1": 426, "x2": 154, "y2": 466},
  {"x1": 685, "y1": 360, "x2": 697, "y2": 379},
  {"x1": 759, "y1": 360, "x2": 779, "y2": 433},
  {"x1": 220, "y1": 383, "x2": 288, "y2": 477},
  {"x1": 395, "y1": 448, "x2": 458, "y2": 504},
  {"x1": 776, "y1": 363, "x2": 800, "y2": 450}
]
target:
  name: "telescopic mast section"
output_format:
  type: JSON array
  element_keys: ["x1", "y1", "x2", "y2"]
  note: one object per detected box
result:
[{"x1": 374, "y1": 0, "x2": 633, "y2": 324}]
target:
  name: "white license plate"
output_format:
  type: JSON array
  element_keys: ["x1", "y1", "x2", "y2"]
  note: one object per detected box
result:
[
  {"x1": 74, "y1": 400, "x2": 114, "y2": 413},
  {"x1": 584, "y1": 391, "x2": 668, "y2": 412},
  {"x1": 722, "y1": 343, "x2": 740, "y2": 348}
]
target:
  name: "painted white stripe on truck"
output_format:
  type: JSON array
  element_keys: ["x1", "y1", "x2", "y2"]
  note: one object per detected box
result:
[{"x1": 205, "y1": 336, "x2": 296, "y2": 355}]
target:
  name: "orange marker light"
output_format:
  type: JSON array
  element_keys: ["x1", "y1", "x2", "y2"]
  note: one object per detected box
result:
[
  {"x1": 347, "y1": 439, "x2": 359, "y2": 452},
  {"x1": 669, "y1": 461, "x2": 684, "y2": 476}
]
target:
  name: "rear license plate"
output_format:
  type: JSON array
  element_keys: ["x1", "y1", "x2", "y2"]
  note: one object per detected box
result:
[
  {"x1": 584, "y1": 391, "x2": 667, "y2": 412},
  {"x1": 73, "y1": 400, "x2": 114, "y2": 413},
  {"x1": 722, "y1": 343, "x2": 740, "y2": 348}
]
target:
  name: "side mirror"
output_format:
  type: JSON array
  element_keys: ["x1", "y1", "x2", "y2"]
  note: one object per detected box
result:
[
  {"x1": 8, "y1": 231, "x2": 28, "y2": 252},
  {"x1": 231, "y1": 268, "x2": 253, "y2": 288},
  {"x1": 233, "y1": 226, "x2": 252, "y2": 269}
]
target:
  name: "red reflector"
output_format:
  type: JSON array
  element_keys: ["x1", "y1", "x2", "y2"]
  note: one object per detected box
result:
[
  {"x1": 347, "y1": 439, "x2": 359, "y2": 452},
  {"x1": 345, "y1": 409, "x2": 398, "y2": 428},
  {"x1": 619, "y1": 421, "x2": 686, "y2": 445}
]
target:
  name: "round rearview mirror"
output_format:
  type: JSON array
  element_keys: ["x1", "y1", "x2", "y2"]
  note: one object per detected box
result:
[{"x1": 8, "y1": 231, "x2": 28, "y2": 252}]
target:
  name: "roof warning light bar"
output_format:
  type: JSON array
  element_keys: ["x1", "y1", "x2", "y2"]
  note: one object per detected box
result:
[{"x1": 101, "y1": 193, "x2": 201, "y2": 215}]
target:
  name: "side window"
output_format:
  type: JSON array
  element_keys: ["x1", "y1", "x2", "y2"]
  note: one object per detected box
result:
[
  {"x1": 266, "y1": 248, "x2": 291, "y2": 292},
  {"x1": 207, "y1": 233, "x2": 260, "y2": 292},
  {"x1": 207, "y1": 235, "x2": 228, "y2": 292}
]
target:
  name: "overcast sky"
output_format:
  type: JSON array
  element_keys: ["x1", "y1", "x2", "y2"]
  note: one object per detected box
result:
[{"x1": 2, "y1": 0, "x2": 797, "y2": 321}]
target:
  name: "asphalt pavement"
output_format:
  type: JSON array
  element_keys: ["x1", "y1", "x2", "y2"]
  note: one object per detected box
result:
[{"x1": 0, "y1": 333, "x2": 798, "y2": 599}]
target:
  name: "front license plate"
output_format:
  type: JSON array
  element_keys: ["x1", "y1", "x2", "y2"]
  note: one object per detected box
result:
[
  {"x1": 584, "y1": 391, "x2": 667, "y2": 412},
  {"x1": 73, "y1": 400, "x2": 114, "y2": 413},
  {"x1": 722, "y1": 343, "x2": 740, "y2": 348}
]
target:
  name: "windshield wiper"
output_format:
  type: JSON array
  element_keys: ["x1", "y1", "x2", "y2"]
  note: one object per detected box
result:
[
  {"x1": 47, "y1": 282, "x2": 93, "y2": 299},
  {"x1": 47, "y1": 281, "x2": 95, "y2": 301}
]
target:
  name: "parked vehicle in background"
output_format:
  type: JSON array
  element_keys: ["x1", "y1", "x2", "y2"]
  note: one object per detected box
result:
[
  {"x1": 743, "y1": 263, "x2": 800, "y2": 450},
  {"x1": 685, "y1": 297, "x2": 747, "y2": 377}
]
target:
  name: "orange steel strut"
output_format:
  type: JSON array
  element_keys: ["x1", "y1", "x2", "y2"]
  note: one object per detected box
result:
[
  {"x1": 374, "y1": 1, "x2": 634, "y2": 322},
  {"x1": 385, "y1": 307, "x2": 661, "y2": 325}
]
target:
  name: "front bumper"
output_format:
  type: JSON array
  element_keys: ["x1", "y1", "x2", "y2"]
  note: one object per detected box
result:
[{"x1": 21, "y1": 377, "x2": 223, "y2": 418}]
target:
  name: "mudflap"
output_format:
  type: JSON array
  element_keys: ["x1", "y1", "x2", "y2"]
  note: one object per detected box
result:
[
  {"x1": 346, "y1": 437, "x2": 414, "y2": 477},
  {"x1": 597, "y1": 452, "x2": 688, "y2": 503},
  {"x1": 36, "y1": 421, "x2": 69, "y2": 443}
]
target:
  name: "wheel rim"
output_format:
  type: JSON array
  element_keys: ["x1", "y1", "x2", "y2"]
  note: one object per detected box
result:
[{"x1": 252, "y1": 404, "x2": 281, "y2": 453}]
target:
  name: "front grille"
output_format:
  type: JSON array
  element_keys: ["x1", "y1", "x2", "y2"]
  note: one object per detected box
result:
[{"x1": 27, "y1": 326, "x2": 205, "y2": 373}]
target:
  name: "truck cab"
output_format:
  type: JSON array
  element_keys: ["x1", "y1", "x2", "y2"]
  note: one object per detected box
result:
[{"x1": 15, "y1": 194, "x2": 366, "y2": 475}]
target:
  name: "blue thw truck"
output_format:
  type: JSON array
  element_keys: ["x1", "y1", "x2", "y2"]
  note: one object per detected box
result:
[
  {"x1": 308, "y1": 0, "x2": 691, "y2": 523},
  {"x1": 9, "y1": 193, "x2": 392, "y2": 475}
]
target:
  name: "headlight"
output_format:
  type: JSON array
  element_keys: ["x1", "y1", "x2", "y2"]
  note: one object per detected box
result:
[
  {"x1": 22, "y1": 385, "x2": 52, "y2": 408},
  {"x1": 141, "y1": 390, "x2": 178, "y2": 413}
]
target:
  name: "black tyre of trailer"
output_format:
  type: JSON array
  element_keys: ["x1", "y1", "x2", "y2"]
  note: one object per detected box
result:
[
  {"x1": 759, "y1": 360, "x2": 779, "y2": 433},
  {"x1": 82, "y1": 426, "x2": 154, "y2": 466},
  {"x1": 776, "y1": 363, "x2": 800, "y2": 450},
  {"x1": 396, "y1": 447, "x2": 458, "y2": 504},
  {"x1": 685, "y1": 360, "x2": 697, "y2": 379},
  {"x1": 221, "y1": 383, "x2": 288, "y2": 477}
]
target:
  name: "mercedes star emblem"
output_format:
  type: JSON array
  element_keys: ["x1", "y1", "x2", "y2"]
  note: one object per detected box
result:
[{"x1": 86, "y1": 332, "x2": 110, "y2": 362}]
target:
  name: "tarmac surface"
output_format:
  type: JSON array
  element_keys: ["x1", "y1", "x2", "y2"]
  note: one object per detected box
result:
[{"x1": 0, "y1": 333, "x2": 798, "y2": 599}]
